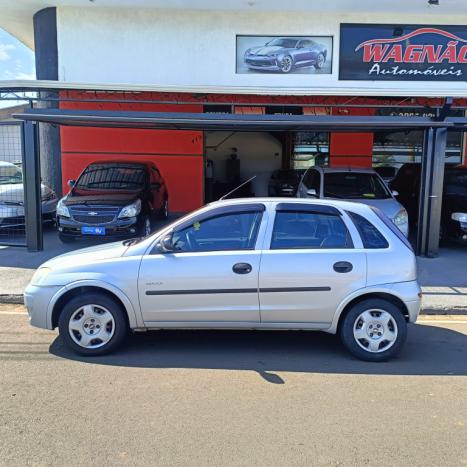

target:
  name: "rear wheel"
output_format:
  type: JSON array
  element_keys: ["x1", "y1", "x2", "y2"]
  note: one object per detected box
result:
[
  {"x1": 339, "y1": 299, "x2": 407, "y2": 362},
  {"x1": 58, "y1": 292, "x2": 128, "y2": 356},
  {"x1": 314, "y1": 53, "x2": 325, "y2": 69}
]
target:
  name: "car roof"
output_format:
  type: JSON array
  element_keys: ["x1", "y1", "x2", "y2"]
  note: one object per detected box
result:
[
  {"x1": 207, "y1": 197, "x2": 373, "y2": 214},
  {"x1": 310, "y1": 166, "x2": 377, "y2": 174}
]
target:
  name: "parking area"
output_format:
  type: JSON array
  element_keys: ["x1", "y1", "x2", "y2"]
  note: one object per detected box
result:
[{"x1": 1, "y1": 309, "x2": 466, "y2": 466}]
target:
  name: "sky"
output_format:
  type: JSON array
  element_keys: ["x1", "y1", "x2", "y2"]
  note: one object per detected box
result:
[
  {"x1": 0, "y1": 28, "x2": 35, "y2": 81},
  {"x1": 0, "y1": 28, "x2": 35, "y2": 108}
]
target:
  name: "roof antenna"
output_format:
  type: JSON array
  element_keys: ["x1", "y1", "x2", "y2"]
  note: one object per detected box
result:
[{"x1": 219, "y1": 176, "x2": 256, "y2": 200}]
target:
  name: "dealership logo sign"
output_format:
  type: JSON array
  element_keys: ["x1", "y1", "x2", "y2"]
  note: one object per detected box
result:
[{"x1": 339, "y1": 24, "x2": 467, "y2": 81}]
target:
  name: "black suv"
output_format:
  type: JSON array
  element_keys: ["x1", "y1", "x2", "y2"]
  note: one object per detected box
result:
[
  {"x1": 390, "y1": 163, "x2": 467, "y2": 244},
  {"x1": 56, "y1": 161, "x2": 168, "y2": 242}
]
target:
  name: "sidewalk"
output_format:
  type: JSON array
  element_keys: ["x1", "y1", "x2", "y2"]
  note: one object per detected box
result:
[{"x1": 0, "y1": 227, "x2": 466, "y2": 312}]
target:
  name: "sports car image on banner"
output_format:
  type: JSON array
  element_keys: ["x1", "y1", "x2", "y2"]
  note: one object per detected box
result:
[{"x1": 236, "y1": 36, "x2": 333, "y2": 74}]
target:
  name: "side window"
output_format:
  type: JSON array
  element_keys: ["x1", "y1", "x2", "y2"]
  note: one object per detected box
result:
[
  {"x1": 271, "y1": 211, "x2": 353, "y2": 249},
  {"x1": 172, "y1": 211, "x2": 263, "y2": 252},
  {"x1": 346, "y1": 211, "x2": 389, "y2": 249}
]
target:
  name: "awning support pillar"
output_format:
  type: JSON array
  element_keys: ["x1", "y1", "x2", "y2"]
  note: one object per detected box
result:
[
  {"x1": 21, "y1": 121, "x2": 43, "y2": 252},
  {"x1": 416, "y1": 127, "x2": 447, "y2": 257}
]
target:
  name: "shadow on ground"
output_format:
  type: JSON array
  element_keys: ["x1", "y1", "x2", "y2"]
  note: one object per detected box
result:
[{"x1": 49, "y1": 323, "x2": 467, "y2": 381}]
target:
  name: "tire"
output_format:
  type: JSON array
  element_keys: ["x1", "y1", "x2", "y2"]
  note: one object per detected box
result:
[
  {"x1": 314, "y1": 53, "x2": 325, "y2": 69},
  {"x1": 279, "y1": 55, "x2": 293, "y2": 73},
  {"x1": 58, "y1": 292, "x2": 128, "y2": 356},
  {"x1": 139, "y1": 215, "x2": 152, "y2": 237},
  {"x1": 58, "y1": 233, "x2": 74, "y2": 243},
  {"x1": 339, "y1": 298, "x2": 407, "y2": 362},
  {"x1": 158, "y1": 197, "x2": 169, "y2": 220}
]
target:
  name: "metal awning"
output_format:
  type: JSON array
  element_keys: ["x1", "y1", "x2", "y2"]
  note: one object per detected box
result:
[{"x1": 13, "y1": 108, "x2": 459, "y2": 132}]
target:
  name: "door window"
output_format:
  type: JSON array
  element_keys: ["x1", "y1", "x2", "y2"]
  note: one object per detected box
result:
[
  {"x1": 172, "y1": 211, "x2": 263, "y2": 252},
  {"x1": 271, "y1": 211, "x2": 352, "y2": 249},
  {"x1": 346, "y1": 211, "x2": 389, "y2": 249}
]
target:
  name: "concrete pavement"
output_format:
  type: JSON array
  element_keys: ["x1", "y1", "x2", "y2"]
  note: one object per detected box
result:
[{"x1": 0, "y1": 307, "x2": 466, "y2": 466}]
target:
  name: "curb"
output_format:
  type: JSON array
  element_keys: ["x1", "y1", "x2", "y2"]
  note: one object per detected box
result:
[{"x1": 1, "y1": 294, "x2": 467, "y2": 315}]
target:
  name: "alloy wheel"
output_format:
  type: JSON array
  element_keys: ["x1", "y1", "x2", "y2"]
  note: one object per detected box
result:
[
  {"x1": 280, "y1": 56, "x2": 293, "y2": 73},
  {"x1": 352, "y1": 309, "x2": 398, "y2": 353},
  {"x1": 68, "y1": 304, "x2": 115, "y2": 349}
]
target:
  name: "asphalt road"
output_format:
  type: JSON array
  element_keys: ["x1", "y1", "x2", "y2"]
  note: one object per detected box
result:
[{"x1": 1, "y1": 306, "x2": 466, "y2": 467}]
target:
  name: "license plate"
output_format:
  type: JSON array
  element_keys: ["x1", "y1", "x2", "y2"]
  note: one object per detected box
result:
[{"x1": 81, "y1": 226, "x2": 106, "y2": 236}]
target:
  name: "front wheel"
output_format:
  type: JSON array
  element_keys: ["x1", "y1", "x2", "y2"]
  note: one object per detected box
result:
[
  {"x1": 58, "y1": 293, "x2": 128, "y2": 356},
  {"x1": 339, "y1": 299, "x2": 407, "y2": 362},
  {"x1": 279, "y1": 55, "x2": 293, "y2": 73}
]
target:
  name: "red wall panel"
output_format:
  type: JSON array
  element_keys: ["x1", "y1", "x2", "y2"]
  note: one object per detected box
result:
[
  {"x1": 329, "y1": 108, "x2": 375, "y2": 168},
  {"x1": 60, "y1": 92, "x2": 204, "y2": 213}
]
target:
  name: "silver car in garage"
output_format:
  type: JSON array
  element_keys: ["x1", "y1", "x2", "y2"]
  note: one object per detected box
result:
[
  {"x1": 296, "y1": 167, "x2": 409, "y2": 237},
  {"x1": 25, "y1": 198, "x2": 421, "y2": 361}
]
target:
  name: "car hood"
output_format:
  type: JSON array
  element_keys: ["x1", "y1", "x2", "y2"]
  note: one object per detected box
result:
[
  {"x1": 63, "y1": 192, "x2": 140, "y2": 207},
  {"x1": 349, "y1": 197, "x2": 405, "y2": 220},
  {"x1": 0, "y1": 183, "x2": 51, "y2": 203},
  {"x1": 44, "y1": 241, "x2": 130, "y2": 269},
  {"x1": 248, "y1": 45, "x2": 285, "y2": 56}
]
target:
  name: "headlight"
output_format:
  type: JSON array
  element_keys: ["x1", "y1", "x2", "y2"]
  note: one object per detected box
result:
[
  {"x1": 30, "y1": 267, "x2": 51, "y2": 286},
  {"x1": 452, "y1": 212, "x2": 467, "y2": 222},
  {"x1": 56, "y1": 198, "x2": 70, "y2": 218},
  {"x1": 393, "y1": 208, "x2": 408, "y2": 226},
  {"x1": 118, "y1": 199, "x2": 141, "y2": 219}
]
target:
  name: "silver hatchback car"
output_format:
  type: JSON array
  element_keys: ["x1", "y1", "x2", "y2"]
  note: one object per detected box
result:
[{"x1": 25, "y1": 198, "x2": 421, "y2": 362}]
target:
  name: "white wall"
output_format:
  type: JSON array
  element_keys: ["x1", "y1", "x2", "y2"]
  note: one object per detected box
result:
[
  {"x1": 205, "y1": 132, "x2": 282, "y2": 196},
  {"x1": 56, "y1": 7, "x2": 467, "y2": 95}
]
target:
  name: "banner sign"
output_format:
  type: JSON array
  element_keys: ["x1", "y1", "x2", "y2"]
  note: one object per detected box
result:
[
  {"x1": 339, "y1": 23, "x2": 467, "y2": 81},
  {"x1": 236, "y1": 36, "x2": 333, "y2": 75}
]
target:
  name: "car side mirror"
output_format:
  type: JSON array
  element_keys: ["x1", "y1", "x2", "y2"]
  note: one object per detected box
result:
[
  {"x1": 67, "y1": 179, "x2": 75, "y2": 188},
  {"x1": 391, "y1": 190, "x2": 399, "y2": 197},
  {"x1": 306, "y1": 188, "x2": 318, "y2": 198},
  {"x1": 157, "y1": 233, "x2": 175, "y2": 253}
]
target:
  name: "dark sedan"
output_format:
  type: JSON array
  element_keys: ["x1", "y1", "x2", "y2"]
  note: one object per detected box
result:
[
  {"x1": 390, "y1": 163, "x2": 467, "y2": 244},
  {"x1": 244, "y1": 37, "x2": 327, "y2": 73},
  {"x1": 56, "y1": 161, "x2": 168, "y2": 242}
]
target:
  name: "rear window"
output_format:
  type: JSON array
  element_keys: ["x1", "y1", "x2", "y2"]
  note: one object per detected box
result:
[
  {"x1": 346, "y1": 211, "x2": 389, "y2": 249},
  {"x1": 371, "y1": 207, "x2": 414, "y2": 252}
]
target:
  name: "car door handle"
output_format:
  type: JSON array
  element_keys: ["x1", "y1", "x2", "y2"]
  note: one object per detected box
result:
[
  {"x1": 232, "y1": 263, "x2": 252, "y2": 274},
  {"x1": 333, "y1": 261, "x2": 353, "y2": 273}
]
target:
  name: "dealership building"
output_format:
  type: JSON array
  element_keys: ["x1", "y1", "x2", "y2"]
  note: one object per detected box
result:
[{"x1": 0, "y1": 0, "x2": 466, "y2": 255}]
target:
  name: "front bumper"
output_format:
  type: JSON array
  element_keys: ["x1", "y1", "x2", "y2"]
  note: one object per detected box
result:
[
  {"x1": 0, "y1": 199, "x2": 57, "y2": 229},
  {"x1": 24, "y1": 284, "x2": 63, "y2": 330},
  {"x1": 57, "y1": 215, "x2": 141, "y2": 239},
  {"x1": 244, "y1": 56, "x2": 281, "y2": 71}
]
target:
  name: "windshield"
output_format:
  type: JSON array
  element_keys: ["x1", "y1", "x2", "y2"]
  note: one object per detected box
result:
[
  {"x1": 323, "y1": 173, "x2": 391, "y2": 200},
  {"x1": 0, "y1": 164, "x2": 22, "y2": 185},
  {"x1": 444, "y1": 171, "x2": 467, "y2": 196},
  {"x1": 75, "y1": 164, "x2": 146, "y2": 191},
  {"x1": 266, "y1": 38, "x2": 298, "y2": 48}
]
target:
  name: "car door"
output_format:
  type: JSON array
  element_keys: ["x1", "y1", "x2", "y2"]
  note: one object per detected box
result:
[
  {"x1": 138, "y1": 203, "x2": 266, "y2": 324},
  {"x1": 258, "y1": 203, "x2": 366, "y2": 326}
]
